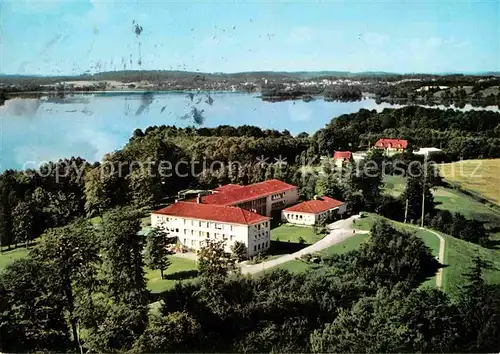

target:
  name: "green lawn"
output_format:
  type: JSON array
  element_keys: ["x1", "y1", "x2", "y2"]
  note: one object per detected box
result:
[
  {"x1": 0, "y1": 247, "x2": 29, "y2": 270},
  {"x1": 274, "y1": 232, "x2": 370, "y2": 273},
  {"x1": 271, "y1": 224, "x2": 323, "y2": 244},
  {"x1": 383, "y1": 174, "x2": 500, "y2": 242},
  {"x1": 434, "y1": 187, "x2": 500, "y2": 242},
  {"x1": 145, "y1": 255, "x2": 198, "y2": 293},
  {"x1": 442, "y1": 232, "x2": 500, "y2": 295}
]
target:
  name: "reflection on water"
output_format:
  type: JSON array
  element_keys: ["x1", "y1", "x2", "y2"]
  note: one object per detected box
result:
[{"x1": 0, "y1": 92, "x2": 499, "y2": 171}]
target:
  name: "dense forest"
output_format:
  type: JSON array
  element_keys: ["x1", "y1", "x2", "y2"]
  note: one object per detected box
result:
[{"x1": 1, "y1": 105, "x2": 500, "y2": 352}]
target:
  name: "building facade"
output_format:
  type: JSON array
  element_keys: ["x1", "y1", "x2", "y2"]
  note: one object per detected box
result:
[
  {"x1": 152, "y1": 201, "x2": 271, "y2": 257},
  {"x1": 282, "y1": 196, "x2": 347, "y2": 226},
  {"x1": 333, "y1": 151, "x2": 353, "y2": 168},
  {"x1": 374, "y1": 138, "x2": 408, "y2": 153}
]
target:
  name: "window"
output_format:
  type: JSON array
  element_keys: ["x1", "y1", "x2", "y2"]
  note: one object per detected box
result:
[
  {"x1": 265, "y1": 241, "x2": 268, "y2": 247},
  {"x1": 254, "y1": 245, "x2": 256, "y2": 251},
  {"x1": 183, "y1": 219, "x2": 186, "y2": 225},
  {"x1": 199, "y1": 221, "x2": 202, "y2": 227},
  {"x1": 191, "y1": 230, "x2": 194, "y2": 236},
  {"x1": 175, "y1": 228, "x2": 179, "y2": 233},
  {"x1": 230, "y1": 235, "x2": 234, "y2": 241},
  {"x1": 183, "y1": 238, "x2": 187, "y2": 244},
  {"x1": 184, "y1": 229, "x2": 187, "y2": 235},
  {"x1": 230, "y1": 225, "x2": 234, "y2": 231},
  {"x1": 258, "y1": 244, "x2": 261, "y2": 250},
  {"x1": 207, "y1": 232, "x2": 210, "y2": 238}
]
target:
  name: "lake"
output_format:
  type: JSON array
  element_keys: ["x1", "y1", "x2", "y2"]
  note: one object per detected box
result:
[{"x1": 0, "y1": 91, "x2": 498, "y2": 171}]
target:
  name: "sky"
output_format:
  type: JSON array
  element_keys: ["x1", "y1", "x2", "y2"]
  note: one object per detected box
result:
[{"x1": 1, "y1": 0, "x2": 499, "y2": 75}]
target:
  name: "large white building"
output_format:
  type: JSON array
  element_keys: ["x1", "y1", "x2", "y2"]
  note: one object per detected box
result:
[
  {"x1": 152, "y1": 201, "x2": 271, "y2": 257},
  {"x1": 282, "y1": 196, "x2": 347, "y2": 226},
  {"x1": 151, "y1": 179, "x2": 299, "y2": 256}
]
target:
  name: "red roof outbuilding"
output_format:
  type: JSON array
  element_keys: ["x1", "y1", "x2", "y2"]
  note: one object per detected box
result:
[
  {"x1": 374, "y1": 138, "x2": 408, "y2": 149},
  {"x1": 333, "y1": 151, "x2": 353, "y2": 161},
  {"x1": 283, "y1": 196, "x2": 345, "y2": 214},
  {"x1": 153, "y1": 201, "x2": 269, "y2": 225}
]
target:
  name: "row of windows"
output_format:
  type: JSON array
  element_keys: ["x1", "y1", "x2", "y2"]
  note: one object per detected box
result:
[
  {"x1": 254, "y1": 231, "x2": 269, "y2": 240},
  {"x1": 253, "y1": 241, "x2": 269, "y2": 252},
  {"x1": 253, "y1": 221, "x2": 269, "y2": 231},
  {"x1": 286, "y1": 213, "x2": 305, "y2": 220},
  {"x1": 271, "y1": 192, "x2": 285, "y2": 201},
  {"x1": 179, "y1": 228, "x2": 235, "y2": 241}
]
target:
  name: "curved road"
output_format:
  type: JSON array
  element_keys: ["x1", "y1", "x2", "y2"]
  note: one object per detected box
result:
[{"x1": 240, "y1": 215, "x2": 361, "y2": 274}]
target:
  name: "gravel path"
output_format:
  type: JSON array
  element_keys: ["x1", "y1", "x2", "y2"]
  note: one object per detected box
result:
[{"x1": 240, "y1": 215, "x2": 361, "y2": 274}]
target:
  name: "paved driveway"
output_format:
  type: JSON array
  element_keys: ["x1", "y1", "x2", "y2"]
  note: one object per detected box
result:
[{"x1": 240, "y1": 215, "x2": 361, "y2": 274}]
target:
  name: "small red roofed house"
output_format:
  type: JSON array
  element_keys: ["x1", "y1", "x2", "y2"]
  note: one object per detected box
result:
[
  {"x1": 374, "y1": 138, "x2": 408, "y2": 152},
  {"x1": 333, "y1": 151, "x2": 353, "y2": 167},
  {"x1": 282, "y1": 196, "x2": 346, "y2": 226}
]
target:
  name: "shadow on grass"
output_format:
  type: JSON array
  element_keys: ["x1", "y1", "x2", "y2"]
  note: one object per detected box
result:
[
  {"x1": 269, "y1": 240, "x2": 308, "y2": 255},
  {"x1": 164, "y1": 269, "x2": 199, "y2": 281},
  {"x1": 485, "y1": 239, "x2": 500, "y2": 250}
]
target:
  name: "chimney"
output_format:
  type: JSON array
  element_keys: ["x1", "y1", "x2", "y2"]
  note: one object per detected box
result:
[{"x1": 196, "y1": 193, "x2": 202, "y2": 204}]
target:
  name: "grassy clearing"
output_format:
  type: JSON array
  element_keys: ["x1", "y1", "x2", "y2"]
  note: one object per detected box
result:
[
  {"x1": 382, "y1": 174, "x2": 500, "y2": 242},
  {"x1": 439, "y1": 159, "x2": 500, "y2": 205},
  {"x1": 274, "y1": 232, "x2": 370, "y2": 273},
  {"x1": 271, "y1": 224, "x2": 323, "y2": 244},
  {"x1": 0, "y1": 247, "x2": 29, "y2": 270},
  {"x1": 145, "y1": 255, "x2": 198, "y2": 293}
]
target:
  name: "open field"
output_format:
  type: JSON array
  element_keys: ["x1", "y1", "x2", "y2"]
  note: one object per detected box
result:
[{"x1": 439, "y1": 159, "x2": 500, "y2": 206}]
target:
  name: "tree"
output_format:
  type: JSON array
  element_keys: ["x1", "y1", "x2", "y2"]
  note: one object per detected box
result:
[
  {"x1": 0, "y1": 173, "x2": 15, "y2": 252},
  {"x1": 12, "y1": 200, "x2": 36, "y2": 248},
  {"x1": 310, "y1": 287, "x2": 460, "y2": 353},
  {"x1": 31, "y1": 219, "x2": 100, "y2": 350},
  {"x1": 101, "y1": 208, "x2": 149, "y2": 306},
  {"x1": 402, "y1": 162, "x2": 434, "y2": 223},
  {"x1": 231, "y1": 241, "x2": 247, "y2": 261},
  {"x1": 198, "y1": 239, "x2": 237, "y2": 280},
  {"x1": 456, "y1": 257, "x2": 500, "y2": 352},
  {"x1": 133, "y1": 312, "x2": 201, "y2": 353},
  {"x1": 357, "y1": 220, "x2": 438, "y2": 289},
  {"x1": 145, "y1": 226, "x2": 173, "y2": 279},
  {"x1": 0, "y1": 258, "x2": 71, "y2": 352}
]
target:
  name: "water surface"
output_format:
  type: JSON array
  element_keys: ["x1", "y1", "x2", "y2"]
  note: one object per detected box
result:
[{"x1": 0, "y1": 92, "x2": 498, "y2": 171}]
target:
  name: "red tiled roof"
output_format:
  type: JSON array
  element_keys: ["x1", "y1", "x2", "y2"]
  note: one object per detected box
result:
[
  {"x1": 283, "y1": 196, "x2": 344, "y2": 214},
  {"x1": 153, "y1": 202, "x2": 269, "y2": 225},
  {"x1": 375, "y1": 138, "x2": 408, "y2": 149},
  {"x1": 212, "y1": 184, "x2": 243, "y2": 192},
  {"x1": 333, "y1": 151, "x2": 352, "y2": 160},
  {"x1": 189, "y1": 179, "x2": 297, "y2": 206}
]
